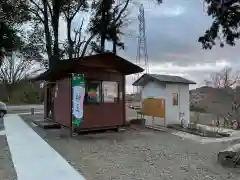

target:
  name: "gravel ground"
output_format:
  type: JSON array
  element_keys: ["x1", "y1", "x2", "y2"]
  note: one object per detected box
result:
[
  {"x1": 0, "y1": 136, "x2": 17, "y2": 180},
  {"x1": 0, "y1": 118, "x2": 4, "y2": 131},
  {"x1": 21, "y1": 114, "x2": 240, "y2": 180},
  {"x1": 0, "y1": 116, "x2": 17, "y2": 180},
  {"x1": 0, "y1": 117, "x2": 17, "y2": 180}
]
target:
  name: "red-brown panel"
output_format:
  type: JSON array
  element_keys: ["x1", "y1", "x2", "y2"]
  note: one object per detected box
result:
[
  {"x1": 54, "y1": 77, "x2": 71, "y2": 127},
  {"x1": 79, "y1": 103, "x2": 122, "y2": 130},
  {"x1": 77, "y1": 71, "x2": 125, "y2": 131}
]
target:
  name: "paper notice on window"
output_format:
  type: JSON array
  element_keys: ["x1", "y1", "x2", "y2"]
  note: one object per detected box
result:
[{"x1": 102, "y1": 81, "x2": 118, "y2": 102}]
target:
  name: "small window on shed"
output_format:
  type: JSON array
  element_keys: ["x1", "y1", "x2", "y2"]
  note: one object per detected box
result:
[
  {"x1": 172, "y1": 93, "x2": 178, "y2": 106},
  {"x1": 102, "y1": 81, "x2": 119, "y2": 103},
  {"x1": 86, "y1": 80, "x2": 102, "y2": 103},
  {"x1": 85, "y1": 79, "x2": 120, "y2": 103}
]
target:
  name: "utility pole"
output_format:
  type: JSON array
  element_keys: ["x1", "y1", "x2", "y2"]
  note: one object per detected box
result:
[{"x1": 133, "y1": 4, "x2": 149, "y2": 94}]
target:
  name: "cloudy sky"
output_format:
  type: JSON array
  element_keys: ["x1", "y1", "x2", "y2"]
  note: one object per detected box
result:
[{"x1": 59, "y1": 0, "x2": 240, "y2": 93}]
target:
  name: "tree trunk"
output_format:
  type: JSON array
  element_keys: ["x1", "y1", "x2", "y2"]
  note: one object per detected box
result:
[
  {"x1": 112, "y1": 41, "x2": 117, "y2": 54},
  {"x1": 42, "y1": 0, "x2": 52, "y2": 69},
  {"x1": 100, "y1": 0, "x2": 107, "y2": 53},
  {"x1": 51, "y1": 0, "x2": 61, "y2": 66},
  {"x1": 67, "y1": 19, "x2": 74, "y2": 60},
  {"x1": 112, "y1": 9, "x2": 117, "y2": 54},
  {"x1": 81, "y1": 33, "x2": 97, "y2": 57}
]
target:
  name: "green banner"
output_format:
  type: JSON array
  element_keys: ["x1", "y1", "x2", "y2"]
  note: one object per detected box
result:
[{"x1": 71, "y1": 74, "x2": 85, "y2": 132}]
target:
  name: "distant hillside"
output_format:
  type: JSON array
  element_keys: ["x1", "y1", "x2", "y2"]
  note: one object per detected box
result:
[
  {"x1": 190, "y1": 86, "x2": 237, "y2": 115},
  {"x1": 126, "y1": 86, "x2": 239, "y2": 116},
  {"x1": 0, "y1": 80, "x2": 44, "y2": 104}
]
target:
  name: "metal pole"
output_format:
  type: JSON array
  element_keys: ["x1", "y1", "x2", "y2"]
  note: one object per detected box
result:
[{"x1": 31, "y1": 108, "x2": 35, "y2": 116}]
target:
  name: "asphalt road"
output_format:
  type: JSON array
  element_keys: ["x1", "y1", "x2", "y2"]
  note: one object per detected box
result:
[
  {"x1": 6, "y1": 104, "x2": 138, "y2": 119},
  {"x1": 7, "y1": 104, "x2": 44, "y2": 114}
]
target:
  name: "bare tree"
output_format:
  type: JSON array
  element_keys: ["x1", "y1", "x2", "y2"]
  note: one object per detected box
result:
[
  {"x1": 61, "y1": 0, "x2": 88, "y2": 59},
  {"x1": 72, "y1": 20, "x2": 92, "y2": 58},
  {"x1": 28, "y1": 0, "x2": 95, "y2": 63},
  {"x1": 205, "y1": 67, "x2": 240, "y2": 129},
  {"x1": 27, "y1": 0, "x2": 67, "y2": 69},
  {"x1": 205, "y1": 67, "x2": 240, "y2": 88},
  {"x1": 0, "y1": 52, "x2": 41, "y2": 99},
  {"x1": 22, "y1": 23, "x2": 47, "y2": 68}
]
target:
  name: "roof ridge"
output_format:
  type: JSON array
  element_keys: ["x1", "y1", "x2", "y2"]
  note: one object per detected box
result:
[{"x1": 133, "y1": 73, "x2": 196, "y2": 86}]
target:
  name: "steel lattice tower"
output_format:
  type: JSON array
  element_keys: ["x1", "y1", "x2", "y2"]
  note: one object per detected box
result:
[{"x1": 133, "y1": 4, "x2": 149, "y2": 93}]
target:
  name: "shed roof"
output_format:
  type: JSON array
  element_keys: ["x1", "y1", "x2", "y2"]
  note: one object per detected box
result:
[
  {"x1": 32, "y1": 53, "x2": 144, "y2": 81},
  {"x1": 133, "y1": 74, "x2": 196, "y2": 86}
]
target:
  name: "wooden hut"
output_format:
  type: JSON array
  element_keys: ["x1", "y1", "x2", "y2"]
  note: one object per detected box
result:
[{"x1": 33, "y1": 53, "x2": 143, "y2": 132}]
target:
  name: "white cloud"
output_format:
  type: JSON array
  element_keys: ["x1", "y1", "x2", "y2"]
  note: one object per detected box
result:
[
  {"x1": 146, "y1": 6, "x2": 185, "y2": 17},
  {"x1": 59, "y1": 18, "x2": 67, "y2": 43},
  {"x1": 124, "y1": 60, "x2": 233, "y2": 93},
  {"x1": 149, "y1": 59, "x2": 231, "y2": 74}
]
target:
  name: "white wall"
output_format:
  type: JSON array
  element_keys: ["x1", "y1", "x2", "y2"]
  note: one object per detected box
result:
[
  {"x1": 141, "y1": 81, "x2": 190, "y2": 127},
  {"x1": 166, "y1": 84, "x2": 190, "y2": 126},
  {"x1": 141, "y1": 81, "x2": 166, "y2": 99},
  {"x1": 165, "y1": 84, "x2": 179, "y2": 125}
]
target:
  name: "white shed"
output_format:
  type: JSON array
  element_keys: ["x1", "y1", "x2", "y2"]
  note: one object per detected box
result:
[{"x1": 133, "y1": 74, "x2": 196, "y2": 127}]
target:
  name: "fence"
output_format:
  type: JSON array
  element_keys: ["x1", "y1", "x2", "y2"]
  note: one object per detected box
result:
[{"x1": 190, "y1": 111, "x2": 225, "y2": 126}]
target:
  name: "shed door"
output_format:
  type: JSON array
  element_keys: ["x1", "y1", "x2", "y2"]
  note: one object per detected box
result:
[{"x1": 46, "y1": 84, "x2": 55, "y2": 120}]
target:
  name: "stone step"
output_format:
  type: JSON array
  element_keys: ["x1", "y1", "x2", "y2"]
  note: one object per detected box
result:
[
  {"x1": 145, "y1": 125, "x2": 169, "y2": 132},
  {"x1": 33, "y1": 120, "x2": 61, "y2": 129}
]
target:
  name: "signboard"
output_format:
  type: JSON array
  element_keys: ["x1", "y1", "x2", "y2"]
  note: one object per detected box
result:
[{"x1": 71, "y1": 74, "x2": 85, "y2": 133}]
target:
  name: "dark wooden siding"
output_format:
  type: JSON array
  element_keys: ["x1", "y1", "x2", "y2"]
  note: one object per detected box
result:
[
  {"x1": 53, "y1": 70, "x2": 125, "y2": 131},
  {"x1": 78, "y1": 71, "x2": 124, "y2": 131},
  {"x1": 44, "y1": 85, "x2": 47, "y2": 119},
  {"x1": 54, "y1": 77, "x2": 71, "y2": 127}
]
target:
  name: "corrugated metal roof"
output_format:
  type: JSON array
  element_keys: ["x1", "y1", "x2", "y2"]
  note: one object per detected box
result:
[
  {"x1": 150, "y1": 74, "x2": 196, "y2": 84},
  {"x1": 133, "y1": 73, "x2": 196, "y2": 86}
]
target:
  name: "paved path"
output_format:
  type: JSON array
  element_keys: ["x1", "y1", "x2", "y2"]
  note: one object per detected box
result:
[{"x1": 4, "y1": 114, "x2": 86, "y2": 180}]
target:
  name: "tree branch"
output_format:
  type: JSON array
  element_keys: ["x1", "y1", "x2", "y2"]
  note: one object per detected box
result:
[
  {"x1": 27, "y1": 8, "x2": 44, "y2": 23},
  {"x1": 30, "y1": 0, "x2": 44, "y2": 14},
  {"x1": 114, "y1": 0, "x2": 130, "y2": 23},
  {"x1": 46, "y1": 0, "x2": 53, "y2": 18},
  {"x1": 81, "y1": 33, "x2": 97, "y2": 57}
]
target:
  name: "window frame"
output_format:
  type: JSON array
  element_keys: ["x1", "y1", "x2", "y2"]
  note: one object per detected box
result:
[
  {"x1": 85, "y1": 79, "x2": 120, "y2": 104},
  {"x1": 102, "y1": 81, "x2": 120, "y2": 103},
  {"x1": 85, "y1": 79, "x2": 103, "y2": 104}
]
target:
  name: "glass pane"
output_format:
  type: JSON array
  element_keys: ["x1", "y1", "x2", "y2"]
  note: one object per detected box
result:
[
  {"x1": 102, "y1": 81, "x2": 118, "y2": 102},
  {"x1": 87, "y1": 81, "x2": 101, "y2": 102}
]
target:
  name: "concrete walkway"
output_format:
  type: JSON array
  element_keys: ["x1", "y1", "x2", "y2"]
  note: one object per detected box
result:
[{"x1": 4, "y1": 114, "x2": 86, "y2": 180}]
